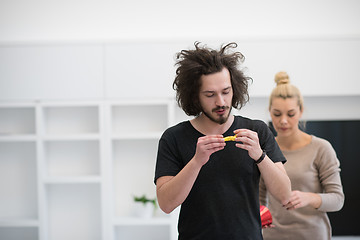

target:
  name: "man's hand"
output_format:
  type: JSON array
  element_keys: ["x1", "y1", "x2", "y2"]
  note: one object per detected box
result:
[
  {"x1": 194, "y1": 135, "x2": 225, "y2": 166},
  {"x1": 233, "y1": 129, "x2": 263, "y2": 161}
]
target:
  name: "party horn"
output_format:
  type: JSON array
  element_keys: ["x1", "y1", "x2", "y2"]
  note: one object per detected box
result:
[{"x1": 260, "y1": 205, "x2": 272, "y2": 227}]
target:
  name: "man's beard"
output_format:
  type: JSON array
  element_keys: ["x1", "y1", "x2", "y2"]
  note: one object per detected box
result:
[{"x1": 202, "y1": 106, "x2": 231, "y2": 125}]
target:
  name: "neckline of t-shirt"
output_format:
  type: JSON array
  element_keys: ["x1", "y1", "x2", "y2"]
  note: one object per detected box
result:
[{"x1": 186, "y1": 115, "x2": 238, "y2": 137}]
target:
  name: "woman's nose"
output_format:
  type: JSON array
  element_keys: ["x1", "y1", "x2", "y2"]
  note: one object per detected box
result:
[{"x1": 280, "y1": 116, "x2": 288, "y2": 124}]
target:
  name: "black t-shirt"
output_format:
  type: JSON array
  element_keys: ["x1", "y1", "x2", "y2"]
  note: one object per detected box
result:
[{"x1": 155, "y1": 116, "x2": 286, "y2": 240}]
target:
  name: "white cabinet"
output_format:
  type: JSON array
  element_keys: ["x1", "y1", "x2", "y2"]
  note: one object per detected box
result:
[
  {"x1": 0, "y1": 45, "x2": 104, "y2": 101},
  {"x1": 0, "y1": 100, "x2": 179, "y2": 240},
  {"x1": 37, "y1": 103, "x2": 103, "y2": 240},
  {"x1": 0, "y1": 104, "x2": 38, "y2": 239},
  {"x1": 109, "y1": 101, "x2": 177, "y2": 240},
  {"x1": 2, "y1": 40, "x2": 360, "y2": 102}
]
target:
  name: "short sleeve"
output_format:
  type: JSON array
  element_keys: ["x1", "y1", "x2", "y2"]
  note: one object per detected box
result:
[
  {"x1": 256, "y1": 120, "x2": 286, "y2": 164},
  {"x1": 154, "y1": 129, "x2": 184, "y2": 184}
]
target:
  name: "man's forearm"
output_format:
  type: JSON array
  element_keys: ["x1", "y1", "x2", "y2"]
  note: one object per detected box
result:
[
  {"x1": 258, "y1": 158, "x2": 291, "y2": 205},
  {"x1": 156, "y1": 158, "x2": 203, "y2": 213}
]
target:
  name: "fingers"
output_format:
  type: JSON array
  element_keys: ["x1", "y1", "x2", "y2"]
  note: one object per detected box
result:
[
  {"x1": 198, "y1": 135, "x2": 225, "y2": 150},
  {"x1": 233, "y1": 129, "x2": 262, "y2": 160},
  {"x1": 233, "y1": 129, "x2": 258, "y2": 144},
  {"x1": 284, "y1": 201, "x2": 298, "y2": 210},
  {"x1": 262, "y1": 224, "x2": 275, "y2": 229},
  {"x1": 283, "y1": 191, "x2": 303, "y2": 210},
  {"x1": 195, "y1": 135, "x2": 225, "y2": 165}
]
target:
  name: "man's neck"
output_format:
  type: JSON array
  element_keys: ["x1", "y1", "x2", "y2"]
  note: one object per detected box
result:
[{"x1": 190, "y1": 114, "x2": 234, "y2": 136}]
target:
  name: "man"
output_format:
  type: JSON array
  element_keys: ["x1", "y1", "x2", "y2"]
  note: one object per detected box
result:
[{"x1": 154, "y1": 42, "x2": 291, "y2": 239}]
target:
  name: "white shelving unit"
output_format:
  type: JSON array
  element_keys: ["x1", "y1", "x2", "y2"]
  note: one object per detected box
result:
[
  {"x1": 37, "y1": 102, "x2": 103, "y2": 240},
  {"x1": 0, "y1": 100, "x2": 180, "y2": 240},
  {"x1": 109, "y1": 100, "x2": 176, "y2": 240},
  {"x1": 0, "y1": 103, "x2": 39, "y2": 239}
]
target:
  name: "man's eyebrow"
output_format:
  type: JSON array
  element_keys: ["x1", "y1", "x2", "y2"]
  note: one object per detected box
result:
[
  {"x1": 201, "y1": 86, "x2": 232, "y2": 94},
  {"x1": 201, "y1": 90, "x2": 215, "y2": 94}
]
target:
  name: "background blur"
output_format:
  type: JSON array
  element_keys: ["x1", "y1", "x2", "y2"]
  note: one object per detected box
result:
[{"x1": 0, "y1": 0, "x2": 359, "y2": 240}]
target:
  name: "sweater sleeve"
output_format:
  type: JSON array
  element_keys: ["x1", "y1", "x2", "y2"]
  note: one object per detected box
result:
[{"x1": 315, "y1": 138, "x2": 345, "y2": 212}]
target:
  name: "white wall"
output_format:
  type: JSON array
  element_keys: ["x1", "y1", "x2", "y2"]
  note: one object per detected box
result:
[
  {"x1": 1, "y1": 0, "x2": 360, "y2": 120},
  {"x1": 1, "y1": 0, "x2": 360, "y2": 42},
  {"x1": 1, "y1": 39, "x2": 360, "y2": 102},
  {"x1": 1, "y1": 1, "x2": 360, "y2": 100}
]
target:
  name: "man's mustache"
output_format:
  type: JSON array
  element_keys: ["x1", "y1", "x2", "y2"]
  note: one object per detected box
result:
[{"x1": 212, "y1": 106, "x2": 229, "y2": 112}]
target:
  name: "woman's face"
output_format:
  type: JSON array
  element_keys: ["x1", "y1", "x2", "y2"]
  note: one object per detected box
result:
[{"x1": 270, "y1": 97, "x2": 302, "y2": 137}]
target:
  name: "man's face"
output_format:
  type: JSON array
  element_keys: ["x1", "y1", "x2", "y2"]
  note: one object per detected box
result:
[{"x1": 199, "y1": 68, "x2": 233, "y2": 125}]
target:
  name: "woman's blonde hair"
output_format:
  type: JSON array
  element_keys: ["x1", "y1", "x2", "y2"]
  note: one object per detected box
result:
[{"x1": 269, "y1": 71, "x2": 304, "y2": 111}]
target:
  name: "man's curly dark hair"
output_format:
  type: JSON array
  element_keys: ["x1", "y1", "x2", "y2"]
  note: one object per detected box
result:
[{"x1": 173, "y1": 42, "x2": 252, "y2": 116}]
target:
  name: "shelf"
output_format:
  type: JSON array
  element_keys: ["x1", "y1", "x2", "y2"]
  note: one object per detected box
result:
[
  {"x1": 42, "y1": 106, "x2": 99, "y2": 135},
  {"x1": 0, "y1": 135, "x2": 37, "y2": 142},
  {"x1": 42, "y1": 134, "x2": 100, "y2": 141},
  {"x1": 0, "y1": 100, "x2": 177, "y2": 240},
  {"x1": 111, "y1": 104, "x2": 168, "y2": 135},
  {"x1": 0, "y1": 218, "x2": 39, "y2": 227},
  {"x1": 44, "y1": 140, "x2": 100, "y2": 177},
  {"x1": 43, "y1": 176, "x2": 102, "y2": 184},
  {"x1": 114, "y1": 225, "x2": 170, "y2": 240},
  {"x1": 112, "y1": 139, "x2": 158, "y2": 219},
  {"x1": 111, "y1": 132, "x2": 162, "y2": 140},
  {"x1": 0, "y1": 142, "x2": 37, "y2": 220},
  {"x1": 0, "y1": 107, "x2": 36, "y2": 135},
  {"x1": 0, "y1": 226, "x2": 38, "y2": 240},
  {"x1": 113, "y1": 217, "x2": 171, "y2": 226},
  {"x1": 46, "y1": 184, "x2": 101, "y2": 240}
]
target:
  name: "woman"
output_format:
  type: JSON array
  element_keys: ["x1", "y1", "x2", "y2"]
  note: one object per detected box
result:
[{"x1": 260, "y1": 71, "x2": 344, "y2": 240}]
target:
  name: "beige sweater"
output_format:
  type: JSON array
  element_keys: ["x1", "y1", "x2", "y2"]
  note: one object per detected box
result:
[{"x1": 259, "y1": 136, "x2": 344, "y2": 240}]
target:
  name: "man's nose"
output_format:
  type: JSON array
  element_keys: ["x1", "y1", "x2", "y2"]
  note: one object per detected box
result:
[{"x1": 216, "y1": 94, "x2": 225, "y2": 106}]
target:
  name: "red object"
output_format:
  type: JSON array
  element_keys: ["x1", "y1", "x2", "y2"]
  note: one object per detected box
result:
[{"x1": 260, "y1": 205, "x2": 272, "y2": 227}]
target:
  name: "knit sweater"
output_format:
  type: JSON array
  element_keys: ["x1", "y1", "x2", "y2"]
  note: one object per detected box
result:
[{"x1": 259, "y1": 135, "x2": 344, "y2": 240}]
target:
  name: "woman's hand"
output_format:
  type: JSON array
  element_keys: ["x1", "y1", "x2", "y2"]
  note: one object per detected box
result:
[{"x1": 284, "y1": 190, "x2": 322, "y2": 210}]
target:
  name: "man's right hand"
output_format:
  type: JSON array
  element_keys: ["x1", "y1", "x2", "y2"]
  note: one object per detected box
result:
[{"x1": 193, "y1": 135, "x2": 226, "y2": 166}]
